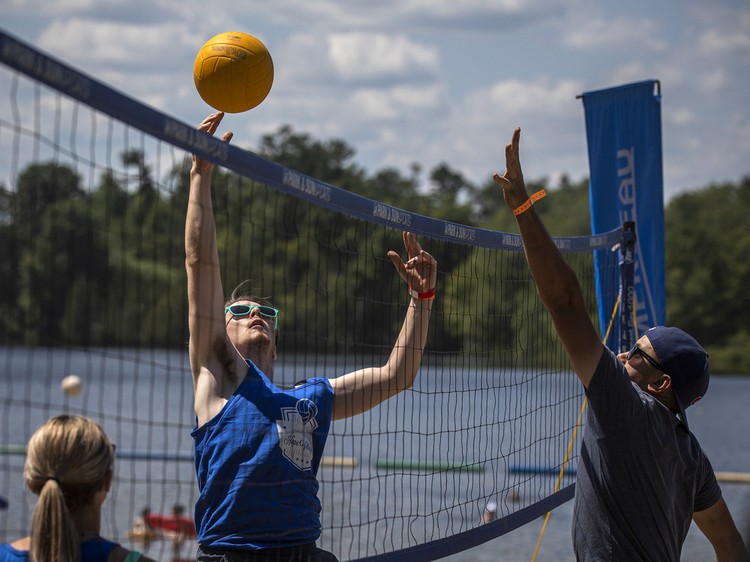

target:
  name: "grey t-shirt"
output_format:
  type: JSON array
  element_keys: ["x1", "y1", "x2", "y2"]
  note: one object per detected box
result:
[{"x1": 572, "y1": 348, "x2": 721, "y2": 561}]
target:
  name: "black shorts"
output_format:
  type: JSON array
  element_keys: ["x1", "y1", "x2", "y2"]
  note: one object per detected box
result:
[{"x1": 197, "y1": 543, "x2": 339, "y2": 562}]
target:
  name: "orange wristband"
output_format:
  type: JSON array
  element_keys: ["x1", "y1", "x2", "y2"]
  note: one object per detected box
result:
[
  {"x1": 513, "y1": 189, "x2": 547, "y2": 216},
  {"x1": 408, "y1": 287, "x2": 435, "y2": 300}
]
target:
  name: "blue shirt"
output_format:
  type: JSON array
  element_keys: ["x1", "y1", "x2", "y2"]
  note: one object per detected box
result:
[
  {"x1": 0, "y1": 537, "x2": 119, "y2": 561},
  {"x1": 192, "y1": 360, "x2": 335, "y2": 549}
]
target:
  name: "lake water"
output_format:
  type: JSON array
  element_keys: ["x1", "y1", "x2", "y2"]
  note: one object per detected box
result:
[{"x1": 1, "y1": 347, "x2": 748, "y2": 561}]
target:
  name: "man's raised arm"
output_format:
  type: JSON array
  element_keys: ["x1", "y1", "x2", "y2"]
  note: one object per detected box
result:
[{"x1": 493, "y1": 128, "x2": 603, "y2": 386}]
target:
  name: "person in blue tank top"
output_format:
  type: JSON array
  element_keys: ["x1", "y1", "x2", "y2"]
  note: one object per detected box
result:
[
  {"x1": 0, "y1": 415, "x2": 154, "y2": 562},
  {"x1": 185, "y1": 112, "x2": 437, "y2": 562},
  {"x1": 493, "y1": 127, "x2": 749, "y2": 561}
]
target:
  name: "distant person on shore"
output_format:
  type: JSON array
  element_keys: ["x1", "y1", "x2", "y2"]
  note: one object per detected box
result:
[
  {"x1": 186, "y1": 112, "x2": 437, "y2": 561},
  {"x1": 0, "y1": 415, "x2": 155, "y2": 562},
  {"x1": 493, "y1": 127, "x2": 749, "y2": 561},
  {"x1": 128, "y1": 507, "x2": 157, "y2": 546},
  {"x1": 481, "y1": 501, "x2": 497, "y2": 524}
]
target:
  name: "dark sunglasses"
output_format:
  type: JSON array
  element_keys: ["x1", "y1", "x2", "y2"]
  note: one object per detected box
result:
[
  {"x1": 627, "y1": 344, "x2": 664, "y2": 372},
  {"x1": 225, "y1": 304, "x2": 279, "y2": 330}
]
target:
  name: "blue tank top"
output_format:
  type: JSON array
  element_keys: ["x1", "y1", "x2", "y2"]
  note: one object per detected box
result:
[
  {"x1": 0, "y1": 537, "x2": 120, "y2": 561},
  {"x1": 192, "y1": 360, "x2": 335, "y2": 549}
]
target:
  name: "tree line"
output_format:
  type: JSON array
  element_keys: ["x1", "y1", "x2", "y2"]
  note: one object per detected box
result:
[{"x1": 0, "y1": 125, "x2": 748, "y2": 374}]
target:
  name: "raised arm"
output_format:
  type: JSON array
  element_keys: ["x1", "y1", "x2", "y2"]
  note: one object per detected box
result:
[
  {"x1": 493, "y1": 128, "x2": 603, "y2": 387},
  {"x1": 185, "y1": 112, "x2": 239, "y2": 424},
  {"x1": 330, "y1": 232, "x2": 436, "y2": 420}
]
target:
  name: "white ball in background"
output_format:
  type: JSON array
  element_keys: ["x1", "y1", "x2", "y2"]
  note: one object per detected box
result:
[{"x1": 61, "y1": 375, "x2": 83, "y2": 397}]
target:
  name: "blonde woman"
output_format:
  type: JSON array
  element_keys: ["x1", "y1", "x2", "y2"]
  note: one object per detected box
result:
[{"x1": 0, "y1": 415, "x2": 155, "y2": 562}]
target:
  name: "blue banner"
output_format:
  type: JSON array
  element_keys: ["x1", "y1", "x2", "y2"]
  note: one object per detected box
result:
[{"x1": 581, "y1": 80, "x2": 666, "y2": 351}]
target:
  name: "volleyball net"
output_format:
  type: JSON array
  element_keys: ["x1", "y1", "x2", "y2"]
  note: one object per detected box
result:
[{"x1": 0, "y1": 29, "x2": 622, "y2": 561}]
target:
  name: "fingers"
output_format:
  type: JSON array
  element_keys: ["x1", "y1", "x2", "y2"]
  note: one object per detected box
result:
[
  {"x1": 401, "y1": 232, "x2": 435, "y2": 267},
  {"x1": 492, "y1": 127, "x2": 521, "y2": 187},
  {"x1": 404, "y1": 250, "x2": 435, "y2": 270},
  {"x1": 198, "y1": 112, "x2": 230, "y2": 139},
  {"x1": 511, "y1": 127, "x2": 520, "y2": 152},
  {"x1": 387, "y1": 250, "x2": 406, "y2": 277},
  {"x1": 199, "y1": 112, "x2": 223, "y2": 132},
  {"x1": 402, "y1": 231, "x2": 424, "y2": 258},
  {"x1": 192, "y1": 113, "x2": 231, "y2": 170},
  {"x1": 510, "y1": 128, "x2": 522, "y2": 167},
  {"x1": 390, "y1": 232, "x2": 438, "y2": 289},
  {"x1": 492, "y1": 172, "x2": 509, "y2": 187}
]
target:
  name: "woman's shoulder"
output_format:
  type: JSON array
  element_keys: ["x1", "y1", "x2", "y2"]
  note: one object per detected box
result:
[{"x1": 0, "y1": 541, "x2": 28, "y2": 560}]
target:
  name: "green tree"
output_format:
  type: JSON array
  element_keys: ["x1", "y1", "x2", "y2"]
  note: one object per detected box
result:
[
  {"x1": 18, "y1": 196, "x2": 108, "y2": 345},
  {"x1": 4, "y1": 125, "x2": 747, "y2": 373},
  {"x1": 665, "y1": 176, "x2": 750, "y2": 371},
  {"x1": 14, "y1": 163, "x2": 84, "y2": 250}
]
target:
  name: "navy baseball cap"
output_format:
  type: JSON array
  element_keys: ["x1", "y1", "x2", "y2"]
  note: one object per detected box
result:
[{"x1": 645, "y1": 326, "x2": 710, "y2": 428}]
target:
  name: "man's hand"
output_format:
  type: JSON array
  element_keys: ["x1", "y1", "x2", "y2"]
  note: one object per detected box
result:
[{"x1": 492, "y1": 127, "x2": 529, "y2": 211}]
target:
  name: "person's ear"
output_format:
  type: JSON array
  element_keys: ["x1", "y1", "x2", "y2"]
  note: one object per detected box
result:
[{"x1": 650, "y1": 374, "x2": 672, "y2": 393}]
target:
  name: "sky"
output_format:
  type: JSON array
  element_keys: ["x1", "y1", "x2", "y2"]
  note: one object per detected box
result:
[{"x1": 1, "y1": 0, "x2": 749, "y2": 201}]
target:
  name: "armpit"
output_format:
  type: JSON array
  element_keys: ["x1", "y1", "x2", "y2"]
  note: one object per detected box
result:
[{"x1": 213, "y1": 337, "x2": 238, "y2": 386}]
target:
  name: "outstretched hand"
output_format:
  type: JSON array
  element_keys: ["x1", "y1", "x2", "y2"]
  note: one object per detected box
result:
[
  {"x1": 192, "y1": 112, "x2": 233, "y2": 174},
  {"x1": 387, "y1": 232, "x2": 437, "y2": 294},
  {"x1": 492, "y1": 127, "x2": 529, "y2": 211}
]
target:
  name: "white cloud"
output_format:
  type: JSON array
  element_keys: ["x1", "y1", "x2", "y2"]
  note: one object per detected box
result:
[
  {"x1": 691, "y1": 3, "x2": 750, "y2": 56},
  {"x1": 668, "y1": 108, "x2": 695, "y2": 127},
  {"x1": 564, "y1": 16, "x2": 665, "y2": 51},
  {"x1": 478, "y1": 78, "x2": 583, "y2": 115},
  {"x1": 698, "y1": 29, "x2": 750, "y2": 56},
  {"x1": 272, "y1": 33, "x2": 335, "y2": 86},
  {"x1": 607, "y1": 62, "x2": 658, "y2": 88},
  {"x1": 37, "y1": 19, "x2": 194, "y2": 68},
  {"x1": 348, "y1": 84, "x2": 444, "y2": 120},
  {"x1": 217, "y1": 0, "x2": 571, "y2": 34},
  {"x1": 696, "y1": 68, "x2": 730, "y2": 94},
  {"x1": 0, "y1": 0, "x2": 93, "y2": 16},
  {"x1": 327, "y1": 33, "x2": 440, "y2": 83},
  {"x1": 389, "y1": 0, "x2": 569, "y2": 31}
]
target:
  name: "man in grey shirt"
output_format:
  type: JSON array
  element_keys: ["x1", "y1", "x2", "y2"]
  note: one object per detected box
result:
[
  {"x1": 492, "y1": 127, "x2": 748, "y2": 561},
  {"x1": 575, "y1": 328, "x2": 720, "y2": 560}
]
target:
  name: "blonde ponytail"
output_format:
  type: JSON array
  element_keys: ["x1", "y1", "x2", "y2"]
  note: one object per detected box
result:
[
  {"x1": 29, "y1": 478, "x2": 79, "y2": 562},
  {"x1": 24, "y1": 416, "x2": 115, "y2": 562}
]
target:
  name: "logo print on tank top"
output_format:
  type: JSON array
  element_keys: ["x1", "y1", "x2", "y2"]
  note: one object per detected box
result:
[{"x1": 276, "y1": 398, "x2": 318, "y2": 470}]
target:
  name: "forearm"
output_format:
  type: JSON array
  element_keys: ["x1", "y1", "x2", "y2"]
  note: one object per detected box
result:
[
  {"x1": 715, "y1": 543, "x2": 750, "y2": 562},
  {"x1": 694, "y1": 498, "x2": 750, "y2": 562},
  {"x1": 185, "y1": 169, "x2": 219, "y2": 270},
  {"x1": 384, "y1": 298, "x2": 432, "y2": 390},
  {"x1": 712, "y1": 534, "x2": 750, "y2": 562},
  {"x1": 515, "y1": 208, "x2": 583, "y2": 314}
]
